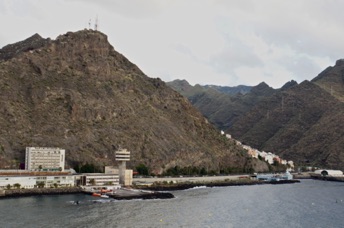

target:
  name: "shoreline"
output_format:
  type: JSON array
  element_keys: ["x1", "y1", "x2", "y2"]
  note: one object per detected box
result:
[
  {"x1": 0, "y1": 187, "x2": 83, "y2": 199},
  {"x1": 310, "y1": 175, "x2": 344, "y2": 182},
  {"x1": 133, "y1": 179, "x2": 300, "y2": 191},
  {"x1": 0, "y1": 179, "x2": 302, "y2": 199}
]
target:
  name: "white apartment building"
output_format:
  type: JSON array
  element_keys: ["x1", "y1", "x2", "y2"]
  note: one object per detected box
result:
[{"x1": 25, "y1": 147, "x2": 65, "y2": 171}]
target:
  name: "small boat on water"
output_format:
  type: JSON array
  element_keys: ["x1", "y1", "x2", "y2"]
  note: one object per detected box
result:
[{"x1": 92, "y1": 192, "x2": 109, "y2": 198}]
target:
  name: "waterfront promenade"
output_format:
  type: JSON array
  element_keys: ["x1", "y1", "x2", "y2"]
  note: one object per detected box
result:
[{"x1": 133, "y1": 174, "x2": 250, "y2": 186}]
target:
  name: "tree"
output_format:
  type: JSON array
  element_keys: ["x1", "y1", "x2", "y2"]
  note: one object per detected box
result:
[
  {"x1": 78, "y1": 163, "x2": 100, "y2": 173},
  {"x1": 6, "y1": 184, "x2": 11, "y2": 190},
  {"x1": 13, "y1": 183, "x2": 21, "y2": 189},
  {"x1": 37, "y1": 182, "x2": 45, "y2": 188},
  {"x1": 89, "y1": 179, "x2": 96, "y2": 186},
  {"x1": 136, "y1": 164, "x2": 149, "y2": 176},
  {"x1": 200, "y1": 167, "x2": 207, "y2": 176},
  {"x1": 38, "y1": 165, "x2": 42, "y2": 171}
]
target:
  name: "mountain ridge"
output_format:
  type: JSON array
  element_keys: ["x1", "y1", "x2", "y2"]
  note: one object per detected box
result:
[
  {"x1": 0, "y1": 30, "x2": 268, "y2": 174},
  {"x1": 168, "y1": 62, "x2": 344, "y2": 169}
]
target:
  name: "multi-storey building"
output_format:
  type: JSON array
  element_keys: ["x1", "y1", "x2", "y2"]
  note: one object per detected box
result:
[{"x1": 25, "y1": 147, "x2": 65, "y2": 171}]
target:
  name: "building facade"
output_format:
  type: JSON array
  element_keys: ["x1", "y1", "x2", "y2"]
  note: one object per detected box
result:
[
  {"x1": 79, "y1": 173, "x2": 120, "y2": 189},
  {"x1": 0, "y1": 174, "x2": 75, "y2": 189},
  {"x1": 105, "y1": 166, "x2": 133, "y2": 186},
  {"x1": 25, "y1": 147, "x2": 65, "y2": 171},
  {"x1": 115, "y1": 148, "x2": 130, "y2": 185}
]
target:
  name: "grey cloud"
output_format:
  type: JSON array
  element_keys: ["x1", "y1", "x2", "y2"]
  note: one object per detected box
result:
[
  {"x1": 68, "y1": 0, "x2": 163, "y2": 19},
  {"x1": 281, "y1": 56, "x2": 323, "y2": 81},
  {"x1": 209, "y1": 44, "x2": 264, "y2": 74}
]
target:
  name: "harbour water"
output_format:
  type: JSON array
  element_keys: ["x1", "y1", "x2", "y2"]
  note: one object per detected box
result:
[{"x1": 1, "y1": 179, "x2": 344, "y2": 227}]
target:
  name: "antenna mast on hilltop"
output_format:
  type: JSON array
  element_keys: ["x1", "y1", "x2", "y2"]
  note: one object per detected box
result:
[{"x1": 94, "y1": 15, "x2": 99, "y2": 31}]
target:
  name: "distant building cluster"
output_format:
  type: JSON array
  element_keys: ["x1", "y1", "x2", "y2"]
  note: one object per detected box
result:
[
  {"x1": 0, "y1": 147, "x2": 133, "y2": 190},
  {"x1": 222, "y1": 132, "x2": 294, "y2": 170},
  {"x1": 241, "y1": 143, "x2": 294, "y2": 170}
]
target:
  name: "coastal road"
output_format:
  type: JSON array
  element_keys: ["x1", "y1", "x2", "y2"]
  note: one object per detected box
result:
[{"x1": 133, "y1": 174, "x2": 249, "y2": 185}]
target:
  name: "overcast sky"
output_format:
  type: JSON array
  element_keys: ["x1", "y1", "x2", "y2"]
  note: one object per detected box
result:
[{"x1": 1, "y1": 0, "x2": 343, "y2": 88}]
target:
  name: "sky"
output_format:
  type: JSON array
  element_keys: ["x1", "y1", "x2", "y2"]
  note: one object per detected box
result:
[{"x1": 1, "y1": 0, "x2": 344, "y2": 88}]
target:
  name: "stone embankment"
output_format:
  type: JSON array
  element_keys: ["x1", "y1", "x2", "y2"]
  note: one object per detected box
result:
[
  {"x1": 134, "y1": 179, "x2": 300, "y2": 191},
  {"x1": 311, "y1": 175, "x2": 344, "y2": 182},
  {"x1": 84, "y1": 188, "x2": 175, "y2": 200},
  {"x1": 1, "y1": 187, "x2": 83, "y2": 198},
  {"x1": 111, "y1": 190, "x2": 174, "y2": 200}
]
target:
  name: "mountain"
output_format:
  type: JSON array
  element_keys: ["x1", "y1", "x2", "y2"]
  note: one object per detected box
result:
[
  {"x1": 167, "y1": 80, "x2": 275, "y2": 130},
  {"x1": 203, "y1": 84, "x2": 252, "y2": 95},
  {"x1": 168, "y1": 62, "x2": 344, "y2": 169},
  {"x1": 312, "y1": 59, "x2": 344, "y2": 102},
  {"x1": 229, "y1": 78, "x2": 344, "y2": 169},
  {"x1": 0, "y1": 30, "x2": 268, "y2": 174}
]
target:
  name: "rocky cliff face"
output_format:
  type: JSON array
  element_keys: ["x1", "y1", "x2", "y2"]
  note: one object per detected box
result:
[
  {"x1": 0, "y1": 30, "x2": 267, "y2": 173},
  {"x1": 168, "y1": 61, "x2": 344, "y2": 170},
  {"x1": 229, "y1": 79, "x2": 344, "y2": 169},
  {"x1": 167, "y1": 80, "x2": 276, "y2": 130},
  {"x1": 0, "y1": 33, "x2": 50, "y2": 61}
]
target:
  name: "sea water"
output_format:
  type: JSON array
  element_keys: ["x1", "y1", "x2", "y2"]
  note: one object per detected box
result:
[{"x1": 0, "y1": 179, "x2": 343, "y2": 228}]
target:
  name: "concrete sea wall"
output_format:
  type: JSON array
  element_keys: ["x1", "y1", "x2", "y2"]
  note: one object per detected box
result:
[{"x1": 1, "y1": 187, "x2": 83, "y2": 198}]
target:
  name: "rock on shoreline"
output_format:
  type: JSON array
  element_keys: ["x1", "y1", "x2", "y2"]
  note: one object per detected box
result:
[{"x1": 110, "y1": 191, "x2": 174, "y2": 200}]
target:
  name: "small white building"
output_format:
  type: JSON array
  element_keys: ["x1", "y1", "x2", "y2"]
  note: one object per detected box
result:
[
  {"x1": 105, "y1": 166, "x2": 133, "y2": 186},
  {"x1": 25, "y1": 147, "x2": 65, "y2": 171},
  {"x1": 281, "y1": 160, "x2": 287, "y2": 165},
  {"x1": 314, "y1": 169, "x2": 344, "y2": 177},
  {"x1": 287, "y1": 161, "x2": 294, "y2": 168},
  {"x1": 264, "y1": 152, "x2": 274, "y2": 165},
  {"x1": 80, "y1": 173, "x2": 120, "y2": 188}
]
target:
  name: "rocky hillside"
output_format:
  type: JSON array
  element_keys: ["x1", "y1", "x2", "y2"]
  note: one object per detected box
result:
[
  {"x1": 0, "y1": 30, "x2": 268, "y2": 174},
  {"x1": 167, "y1": 80, "x2": 275, "y2": 130},
  {"x1": 228, "y1": 61, "x2": 344, "y2": 169},
  {"x1": 169, "y1": 61, "x2": 344, "y2": 169}
]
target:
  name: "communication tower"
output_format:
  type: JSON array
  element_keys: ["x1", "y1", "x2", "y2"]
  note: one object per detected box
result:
[{"x1": 94, "y1": 15, "x2": 99, "y2": 31}]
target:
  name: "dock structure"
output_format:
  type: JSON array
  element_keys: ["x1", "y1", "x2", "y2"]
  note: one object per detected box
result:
[{"x1": 116, "y1": 148, "x2": 130, "y2": 185}]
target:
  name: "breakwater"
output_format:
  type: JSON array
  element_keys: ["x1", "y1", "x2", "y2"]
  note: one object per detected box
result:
[
  {"x1": 134, "y1": 179, "x2": 300, "y2": 191},
  {"x1": 1, "y1": 187, "x2": 83, "y2": 198},
  {"x1": 110, "y1": 191, "x2": 174, "y2": 200},
  {"x1": 311, "y1": 175, "x2": 344, "y2": 182}
]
